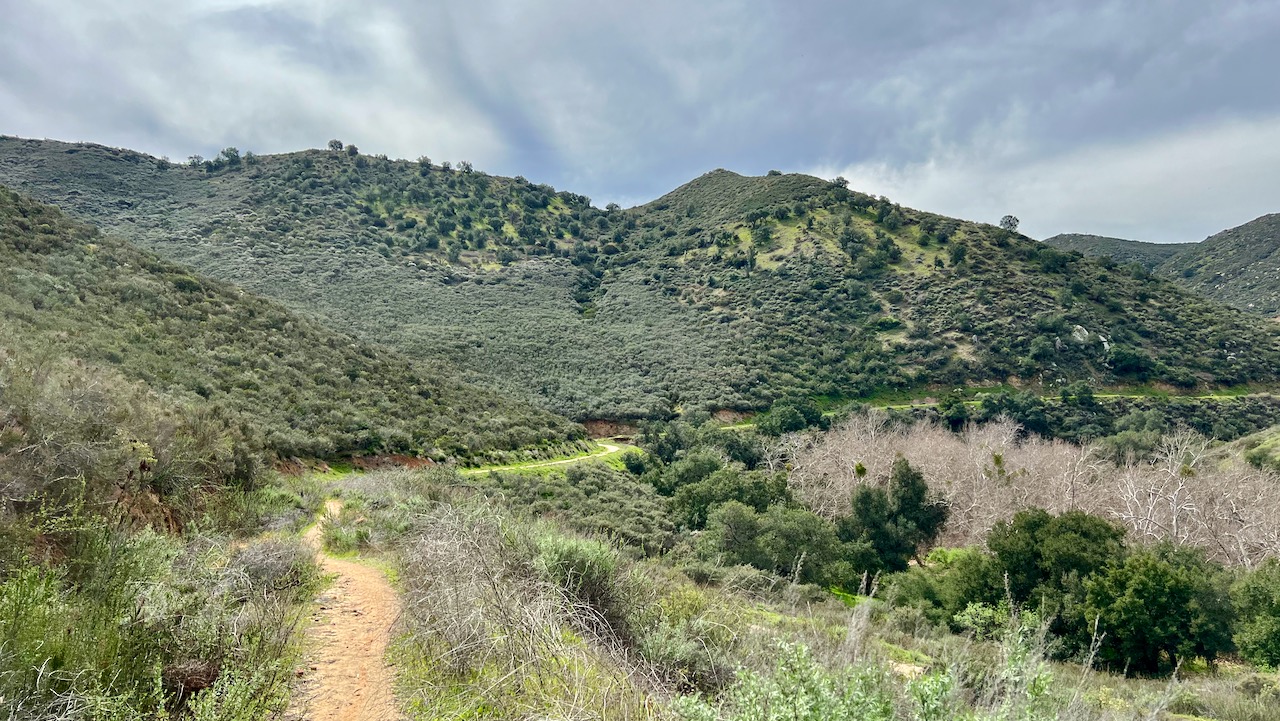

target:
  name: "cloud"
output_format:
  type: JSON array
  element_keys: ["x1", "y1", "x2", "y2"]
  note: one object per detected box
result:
[
  {"x1": 1, "y1": 0, "x2": 1278, "y2": 239},
  {"x1": 814, "y1": 113, "x2": 1280, "y2": 243},
  {"x1": 0, "y1": 1, "x2": 504, "y2": 163}
]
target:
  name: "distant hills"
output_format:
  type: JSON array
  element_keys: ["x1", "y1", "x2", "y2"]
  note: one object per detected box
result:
[
  {"x1": 1044, "y1": 214, "x2": 1280, "y2": 315},
  {"x1": 1039, "y1": 233, "x2": 1194, "y2": 271},
  {"x1": 0, "y1": 185, "x2": 583, "y2": 461},
  {"x1": 3, "y1": 135, "x2": 1280, "y2": 423}
]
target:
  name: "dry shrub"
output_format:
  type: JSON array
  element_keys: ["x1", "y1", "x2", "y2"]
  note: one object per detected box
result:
[
  {"x1": 789, "y1": 413, "x2": 1280, "y2": 567},
  {"x1": 396, "y1": 503, "x2": 662, "y2": 719}
]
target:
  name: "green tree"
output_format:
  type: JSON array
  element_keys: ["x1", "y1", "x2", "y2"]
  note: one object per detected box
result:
[
  {"x1": 1232, "y1": 558, "x2": 1280, "y2": 667},
  {"x1": 700, "y1": 501, "x2": 764, "y2": 568},
  {"x1": 758, "y1": 397, "x2": 823, "y2": 436},
  {"x1": 671, "y1": 468, "x2": 789, "y2": 529},
  {"x1": 652, "y1": 449, "x2": 722, "y2": 495},
  {"x1": 838, "y1": 457, "x2": 948, "y2": 572},
  {"x1": 1083, "y1": 544, "x2": 1234, "y2": 675},
  {"x1": 328, "y1": 139, "x2": 344, "y2": 152},
  {"x1": 756, "y1": 505, "x2": 848, "y2": 586}
]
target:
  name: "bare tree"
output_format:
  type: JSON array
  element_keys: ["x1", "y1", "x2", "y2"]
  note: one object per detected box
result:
[{"x1": 791, "y1": 413, "x2": 1280, "y2": 566}]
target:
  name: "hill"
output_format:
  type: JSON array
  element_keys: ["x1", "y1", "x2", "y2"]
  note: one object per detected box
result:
[
  {"x1": 0, "y1": 185, "x2": 583, "y2": 460},
  {"x1": 3, "y1": 136, "x2": 1280, "y2": 421},
  {"x1": 1156, "y1": 213, "x2": 1280, "y2": 315},
  {"x1": 1041, "y1": 233, "x2": 1193, "y2": 270},
  {"x1": 1044, "y1": 216, "x2": 1280, "y2": 315}
]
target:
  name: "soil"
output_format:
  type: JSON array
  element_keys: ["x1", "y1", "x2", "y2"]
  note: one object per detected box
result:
[
  {"x1": 582, "y1": 419, "x2": 639, "y2": 439},
  {"x1": 288, "y1": 500, "x2": 403, "y2": 721}
]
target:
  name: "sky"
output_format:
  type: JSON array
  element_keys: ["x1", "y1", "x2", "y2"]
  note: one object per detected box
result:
[{"x1": 2, "y1": 0, "x2": 1279, "y2": 243}]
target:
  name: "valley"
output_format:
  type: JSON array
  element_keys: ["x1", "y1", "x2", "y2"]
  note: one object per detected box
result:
[{"x1": 3, "y1": 137, "x2": 1280, "y2": 721}]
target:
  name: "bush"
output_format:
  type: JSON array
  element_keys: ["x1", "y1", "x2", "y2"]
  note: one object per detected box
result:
[
  {"x1": 1083, "y1": 543, "x2": 1235, "y2": 675},
  {"x1": 533, "y1": 530, "x2": 633, "y2": 638},
  {"x1": 670, "y1": 467, "x2": 789, "y2": 529},
  {"x1": 1233, "y1": 558, "x2": 1280, "y2": 668}
]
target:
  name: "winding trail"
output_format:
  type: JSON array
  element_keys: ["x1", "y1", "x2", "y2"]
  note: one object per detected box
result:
[{"x1": 290, "y1": 500, "x2": 402, "y2": 721}]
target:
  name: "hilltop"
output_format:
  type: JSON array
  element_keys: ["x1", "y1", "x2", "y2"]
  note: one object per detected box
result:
[
  {"x1": 0, "y1": 185, "x2": 583, "y2": 461},
  {"x1": 3, "y1": 136, "x2": 1280, "y2": 421}
]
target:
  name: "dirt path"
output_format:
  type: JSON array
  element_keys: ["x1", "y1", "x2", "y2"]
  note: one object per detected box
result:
[
  {"x1": 461, "y1": 441, "x2": 625, "y2": 475},
  {"x1": 290, "y1": 500, "x2": 402, "y2": 721}
]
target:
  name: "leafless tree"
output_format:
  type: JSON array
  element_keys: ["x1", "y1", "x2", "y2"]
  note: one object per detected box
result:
[{"x1": 791, "y1": 414, "x2": 1280, "y2": 566}]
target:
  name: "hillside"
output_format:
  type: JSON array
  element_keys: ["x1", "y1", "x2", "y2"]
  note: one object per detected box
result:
[
  {"x1": 1044, "y1": 216, "x2": 1280, "y2": 315},
  {"x1": 3, "y1": 137, "x2": 1280, "y2": 421},
  {"x1": 0, "y1": 185, "x2": 583, "y2": 460},
  {"x1": 1157, "y1": 213, "x2": 1280, "y2": 315},
  {"x1": 1041, "y1": 233, "x2": 1193, "y2": 270}
]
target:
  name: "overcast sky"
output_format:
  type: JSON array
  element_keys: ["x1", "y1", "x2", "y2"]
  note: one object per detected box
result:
[{"x1": 3, "y1": 1, "x2": 1278, "y2": 242}]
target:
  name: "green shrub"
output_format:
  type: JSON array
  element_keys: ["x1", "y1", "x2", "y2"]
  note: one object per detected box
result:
[
  {"x1": 672, "y1": 642, "x2": 897, "y2": 721},
  {"x1": 1233, "y1": 558, "x2": 1280, "y2": 668},
  {"x1": 1083, "y1": 543, "x2": 1235, "y2": 675}
]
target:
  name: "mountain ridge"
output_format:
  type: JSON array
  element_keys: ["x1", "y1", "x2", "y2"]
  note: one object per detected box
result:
[{"x1": 3, "y1": 135, "x2": 1280, "y2": 422}]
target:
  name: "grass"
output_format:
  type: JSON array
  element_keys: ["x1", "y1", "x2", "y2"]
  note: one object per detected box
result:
[
  {"x1": 275, "y1": 461, "x2": 1280, "y2": 721},
  {"x1": 461, "y1": 440, "x2": 640, "y2": 475}
]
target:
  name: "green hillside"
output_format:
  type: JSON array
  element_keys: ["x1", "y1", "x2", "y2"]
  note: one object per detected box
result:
[
  {"x1": 3, "y1": 137, "x2": 1280, "y2": 422},
  {"x1": 1045, "y1": 216, "x2": 1280, "y2": 315},
  {"x1": 1041, "y1": 232, "x2": 1193, "y2": 270},
  {"x1": 1157, "y1": 213, "x2": 1280, "y2": 315},
  {"x1": 0, "y1": 185, "x2": 583, "y2": 460}
]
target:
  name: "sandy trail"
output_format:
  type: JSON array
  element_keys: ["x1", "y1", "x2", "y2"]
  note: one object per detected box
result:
[{"x1": 290, "y1": 500, "x2": 402, "y2": 721}]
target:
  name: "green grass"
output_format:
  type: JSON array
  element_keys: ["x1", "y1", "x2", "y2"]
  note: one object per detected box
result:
[{"x1": 461, "y1": 441, "x2": 640, "y2": 475}]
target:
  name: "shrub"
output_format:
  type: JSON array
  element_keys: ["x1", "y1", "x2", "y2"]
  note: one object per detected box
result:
[
  {"x1": 1233, "y1": 558, "x2": 1280, "y2": 668},
  {"x1": 1083, "y1": 543, "x2": 1235, "y2": 675}
]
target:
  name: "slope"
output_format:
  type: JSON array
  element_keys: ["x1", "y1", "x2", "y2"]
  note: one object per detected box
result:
[
  {"x1": 1041, "y1": 233, "x2": 1193, "y2": 270},
  {"x1": 0, "y1": 185, "x2": 583, "y2": 460},
  {"x1": 3, "y1": 137, "x2": 1280, "y2": 422},
  {"x1": 1156, "y1": 213, "x2": 1280, "y2": 315}
]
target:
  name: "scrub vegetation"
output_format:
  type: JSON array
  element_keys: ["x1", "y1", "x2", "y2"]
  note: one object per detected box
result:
[
  {"x1": 3, "y1": 137, "x2": 1279, "y2": 422},
  {"x1": 2, "y1": 136, "x2": 1280, "y2": 719}
]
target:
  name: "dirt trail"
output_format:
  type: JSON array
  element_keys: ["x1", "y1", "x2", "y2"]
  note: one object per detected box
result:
[{"x1": 291, "y1": 500, "x2": 402, "y2": 721}]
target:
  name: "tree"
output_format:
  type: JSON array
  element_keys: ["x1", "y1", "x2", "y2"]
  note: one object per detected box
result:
[
  {"x1": 327, "y1": 139, "x2": 344, "y2": 152},
  {"x1": 1083, "y1": 544, "x2": 1234, "y2": 675},
  {"x1": 219, "y1": 147, "x2": 241, "y2": 167},
  {"x1": 758, "y1": 397, "x2": 824, "y2": 436},
  {"x1": 345, "y1": 144, "x2": 359, "y2": 157},
  {"x1": 701, "y1": 501, "x2": 765, "y2": 568},
  {"x1": 1000, "y1": 215, "x2": 1020, "y2": 233},
  {"x1": 838, "y1": 457, "x2": 948, "y2": 572},
  {"x1": 671, "y1": 468, "x2": 789, "y2": 529},
  {"x1": 986, "y1": 509, "x2": 1125, "y2": 605},
  {"x1": 1232, "y1": 558, "x2": 1280, "y2": 667}
]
